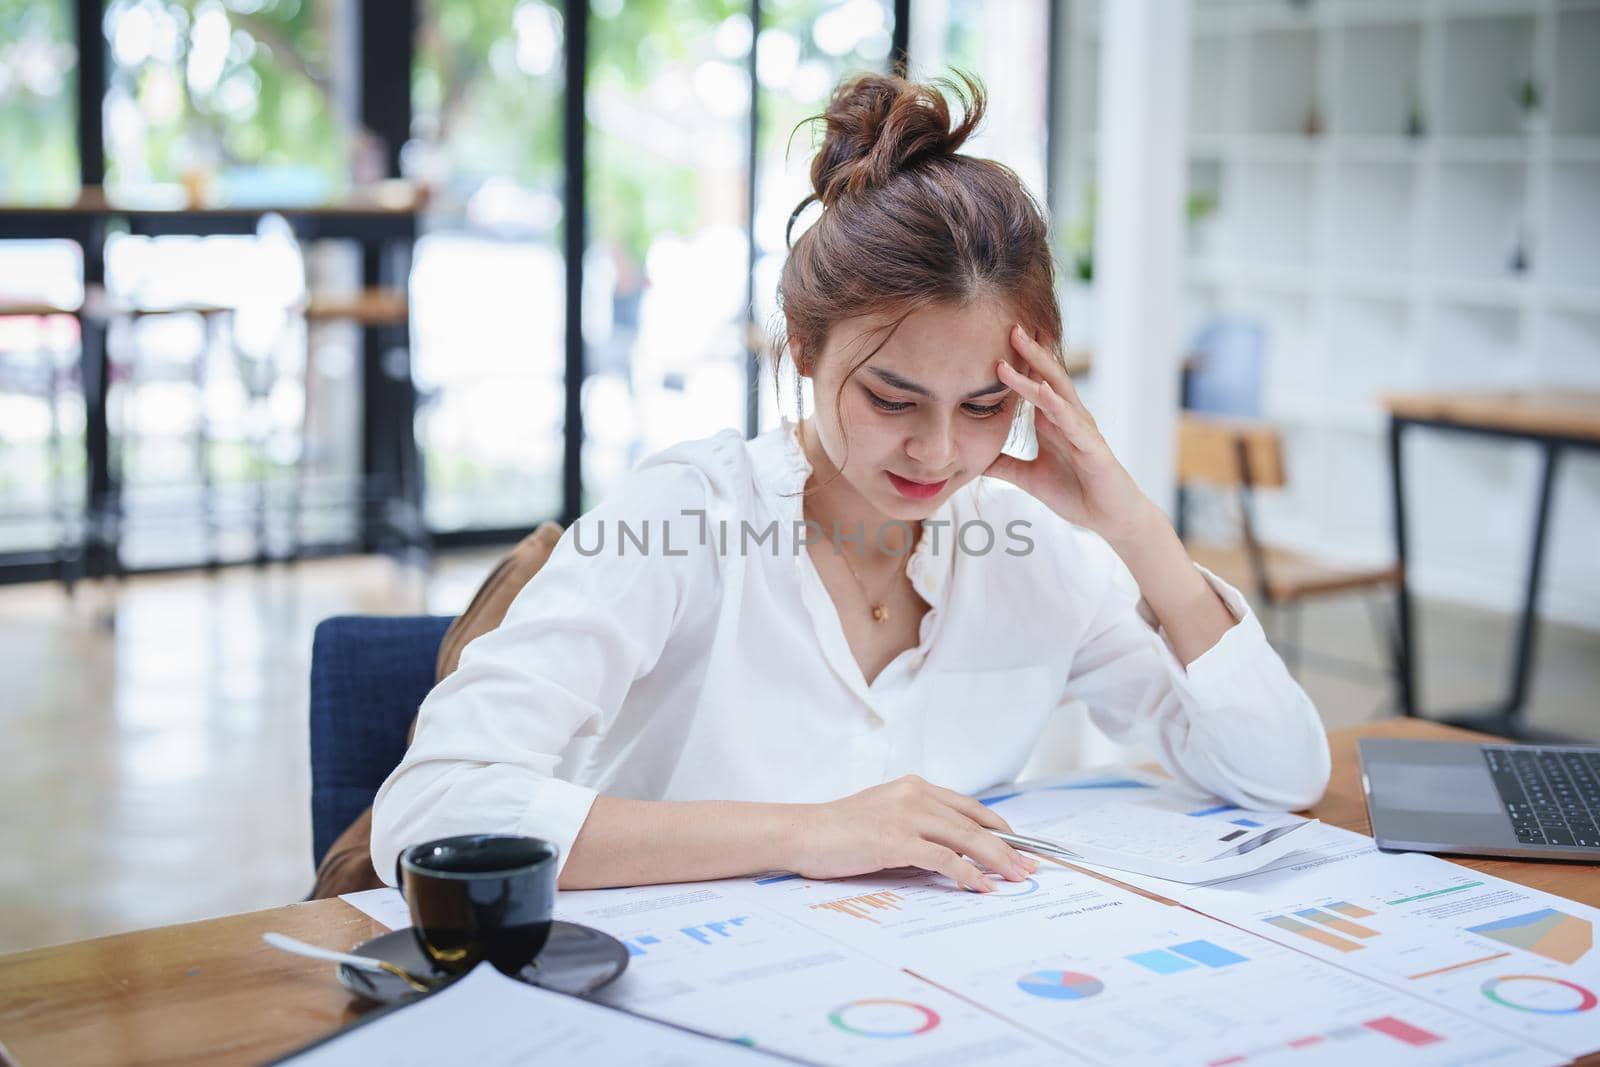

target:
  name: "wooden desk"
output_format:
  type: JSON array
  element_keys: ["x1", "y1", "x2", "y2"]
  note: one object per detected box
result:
[
  {"x1": 1, "y1": 719, "x2": 1595, "y2": 1067},
  {"x1": 1382, "y1": 388, "x2": 1600, "y2": 737}
]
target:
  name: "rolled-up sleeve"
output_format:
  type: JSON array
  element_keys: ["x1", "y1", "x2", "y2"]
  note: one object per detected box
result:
[
  {"x1": 1062, "y1": 537, "x2": 1331, "y2": 812},
  {"x1": 370, "y1": 461, "x2": 716, "y2": 881}
]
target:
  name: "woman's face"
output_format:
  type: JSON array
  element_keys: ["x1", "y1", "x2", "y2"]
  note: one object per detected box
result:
[{"x1": 800, "y1": 298, "x2": 1027, "y2": 522}]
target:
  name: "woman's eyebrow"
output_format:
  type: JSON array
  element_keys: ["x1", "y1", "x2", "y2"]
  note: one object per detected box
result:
[{"x1": 867, "y1": 367, "x2": 1008, "y2": 399}]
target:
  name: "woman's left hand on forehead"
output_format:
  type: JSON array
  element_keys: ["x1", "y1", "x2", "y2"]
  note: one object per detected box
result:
[{"x1": 984, "y1": 324, "x2": 1157, "y2": 545}]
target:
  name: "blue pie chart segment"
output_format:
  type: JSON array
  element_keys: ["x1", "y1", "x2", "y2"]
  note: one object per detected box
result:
[{"x1": 1018, "y1": 969, "x2": 1104, "y2": 1000}]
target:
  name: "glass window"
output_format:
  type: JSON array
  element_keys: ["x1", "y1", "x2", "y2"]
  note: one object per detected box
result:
[
  {"x1": 0, "y1": 244, "x2": 85, "y2": 557},
  {"x1": 103, "y1": 223, "x2": 317, "y2": 568},
  {"x1": 909, "y1": 0, "x2": 1050, "y2": 201},
  {"x1": 103, "y1": 0, "x2": 352, "y2": 201},
  {"x1": 0, "y1": 0, "x2": 82, "y2": 554},
  {"x1": 753, "y1": 0, "x2": 895, "y2": 432},
  {"x1": 410, "y1": 0, "x2": 566, "y2": 532},
  {"x1": 581, "y1": 0, "x2": 754, "y2": 505},
  {"x1": 0, "y1": 0, "x2": 78, "y2": 203}
]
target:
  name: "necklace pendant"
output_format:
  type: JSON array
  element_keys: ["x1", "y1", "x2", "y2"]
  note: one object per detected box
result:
[{"x1": 871, "y1": 603, "x2": 889, "y2": 623}]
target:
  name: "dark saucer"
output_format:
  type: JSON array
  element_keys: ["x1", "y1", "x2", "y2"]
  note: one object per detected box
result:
[{"x1": 338, "y1": 921, "x2": 630, "y2": 1004}]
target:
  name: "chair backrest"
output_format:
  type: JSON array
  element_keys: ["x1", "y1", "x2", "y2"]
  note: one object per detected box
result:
[
  {"x1": 308, "y1": 614, "x2": 454, "y2": 867},
  {"x1": 1176, "y1": 414, "x2": 1287, "y2": 490},
  {"x1": 1183, "y1": 317, "x2": 1265, "y2": 418}
]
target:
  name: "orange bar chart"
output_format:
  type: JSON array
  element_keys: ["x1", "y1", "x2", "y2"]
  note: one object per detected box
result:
[
  {"x1": 1265, "y1": 914, "x2": 1365, "y2": 953},
  {"x1": 1295, "y1": 907, "x2": 1381, "y2": 940},
  {"x1": 1327, "y1": 900, "x2": 1377, "y2": 919},
  {"x1": 810, "y1": 891, "x2": 905, "y2": 924}
]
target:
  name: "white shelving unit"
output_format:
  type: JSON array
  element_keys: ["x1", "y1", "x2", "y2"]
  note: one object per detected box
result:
[{"x1": 1059, "y1": 0, "x2": 1600, "y2": 627}]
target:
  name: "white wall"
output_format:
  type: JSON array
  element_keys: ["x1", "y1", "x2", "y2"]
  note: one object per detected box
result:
[{"x1": 1058, "y1": 0, "x2": 1600, "y2": 630}]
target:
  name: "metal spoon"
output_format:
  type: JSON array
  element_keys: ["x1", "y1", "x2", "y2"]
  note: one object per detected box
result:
[{"x1": 262, "y1": 932, "x2": 436, "y2": 993}]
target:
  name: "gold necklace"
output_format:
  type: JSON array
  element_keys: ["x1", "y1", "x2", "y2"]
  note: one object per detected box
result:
[
  {"x1": 801, "y1": 489, "x2": 908, "y2": 623},
  {"x1": 836, "y1": 546, "x2": 905, "y2": 624}
]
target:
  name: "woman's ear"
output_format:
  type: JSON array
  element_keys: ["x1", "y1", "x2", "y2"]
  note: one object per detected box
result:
[{"x1": 791, "y1": 340, "x2": 813, "y2": 379}]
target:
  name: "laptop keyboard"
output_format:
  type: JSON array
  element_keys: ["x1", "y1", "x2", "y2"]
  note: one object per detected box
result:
[{"x1": 1484, "y1": 746, "x2": 1600, "y2": 849}]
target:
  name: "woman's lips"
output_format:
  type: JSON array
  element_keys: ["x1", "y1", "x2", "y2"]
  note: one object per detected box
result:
[{"x1": 887, "y1": 472, "x2": 950, "y2": 500}]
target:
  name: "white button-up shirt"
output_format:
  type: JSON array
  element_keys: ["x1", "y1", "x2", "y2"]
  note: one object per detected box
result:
[{"x1": 372, "y1": 421, "x2": 1331, "y2": 879}]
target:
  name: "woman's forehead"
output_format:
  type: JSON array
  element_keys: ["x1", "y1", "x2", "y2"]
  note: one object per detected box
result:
[
  {"x1": 859, "y1": 303, "x2": 1024, "y2": 385},
  {"x1": 836, "y1": 300, "x2": 1015, "y2": 358}
]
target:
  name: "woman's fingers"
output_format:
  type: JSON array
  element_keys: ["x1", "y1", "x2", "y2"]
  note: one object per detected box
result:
[
  {"x1": 929, "y1": 816, "x2": 1035, "y2": 881},
  {"x1": 998, "y1": 361, "x2": 1097, "y2": 451},
  {"x1": 928, "y1": 783, "x2": 1015, "y2": 834},
  {"x1": 914, "y1": 841, "x2": 991, "y2": 893},
  {"x1": 1008, "y1": 326, "x2": 1097, "y2": 423},
  {"x1": 917, "y1": 790, "x2": 1036, "y2": 879},
  {"x1": 1009, "y1": 324, "x2": 1083, "y2": 401}
]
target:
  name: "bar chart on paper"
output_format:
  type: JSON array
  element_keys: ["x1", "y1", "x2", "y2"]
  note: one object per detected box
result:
[
  {"x1": 554, "y1": 882, "x2": 1073, "y2": 1066},
  {"x1": 809, "y1": 891, "x2": 905, "y2": 924},
  {"x1": 729, "y1": 862, "x2": 1550, "y2": 1064},
  {"x1": 1263, "y1": 903, "x2": 1383, "y2": 953},
  {"x1": 1127, "y1": 939, "x2": 1249, "y2": 974},
  {"x1": 1185, "y1": 848, "x2": 1600, "y2": 1058},
  {"x1": 735, "y1": 866, "x2": 1090, "y2": 953},
  {"x1": 948, "y1": 912, "x2": 1548, "y2": 1066},
  {"x1": 1203, "y1": 1015, "x2": 1448, "y2": 1066}
]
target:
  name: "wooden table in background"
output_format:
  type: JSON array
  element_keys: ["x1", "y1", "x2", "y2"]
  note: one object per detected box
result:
[
  {"x1": 1383, "y1": 388, "x2": 1600, "y2": 738},
  {"x1": 1, "y1": 719, "x2": 1596, "y2": 1066}
]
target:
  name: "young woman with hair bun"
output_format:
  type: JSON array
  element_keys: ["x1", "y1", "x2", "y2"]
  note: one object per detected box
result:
[{"x1": 373, "y1": 72, "x2": 1330, "y2": 894}]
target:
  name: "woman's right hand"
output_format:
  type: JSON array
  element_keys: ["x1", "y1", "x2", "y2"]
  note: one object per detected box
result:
[{"x1": 789, "y1": 775, "x2": 1039, "y2": 892}]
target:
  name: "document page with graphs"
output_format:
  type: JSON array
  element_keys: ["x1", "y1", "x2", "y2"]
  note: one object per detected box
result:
[
  {"x1": 551, "y1": 879, "x2": 1068, "y2": 1066},
  {"x1": 1185, "y1": 826, "x2": 1600, "y2": 1060},
  {"x1": 721, "y1": 860, "x2": 1552, "y2": 1066},
  {"x1": 341, "y1": 763, "x2": 1600, "y2": 1067}
]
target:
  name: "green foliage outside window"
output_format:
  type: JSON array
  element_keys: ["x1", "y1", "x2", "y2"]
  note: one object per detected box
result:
[
  {"x1": 102, "y1": 0, "x2": 349, "y2": 192},
  {"x1": 0, "y1": 0, "x2": 78, "y2": 202}
]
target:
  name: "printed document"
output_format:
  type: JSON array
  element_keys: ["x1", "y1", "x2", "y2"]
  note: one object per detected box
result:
[{"x1": 276, "y1": 960, "x2": 783, "y2": 1065}]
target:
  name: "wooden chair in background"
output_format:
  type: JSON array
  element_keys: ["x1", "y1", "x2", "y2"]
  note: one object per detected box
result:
[{"x1": 1175, "y1": 412, "x2": 1404, "y2": 704}]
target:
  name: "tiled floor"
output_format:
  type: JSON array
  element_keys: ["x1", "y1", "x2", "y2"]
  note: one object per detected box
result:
[
  {"x1": 1, "y1": 553, "x2": 498, "y2": 955},
  {"x1": 2, "y1": 554, "x2": 1597, "y2": 954}
]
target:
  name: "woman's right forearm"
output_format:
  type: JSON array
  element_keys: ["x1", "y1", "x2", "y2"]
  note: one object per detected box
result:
[
  {"x1": 558, "y1": 775, "x2": 1039, "y2": 893},
  {"x1": 557, "y1": 795, "x2": 813, "y2": 890}
]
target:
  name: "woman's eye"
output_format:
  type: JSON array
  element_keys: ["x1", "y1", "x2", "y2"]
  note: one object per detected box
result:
[
  {"x1": 963, "y1": 400, "x2": 1006, "y2": 418},
  {"x1": 866, "y1": 390, "x2": 914, "y2": 413}
]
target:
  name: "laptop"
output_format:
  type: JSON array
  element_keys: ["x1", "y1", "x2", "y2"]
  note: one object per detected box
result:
[{"x1": 1359, "y1": 737, "x2": 1600, "y2": 862}]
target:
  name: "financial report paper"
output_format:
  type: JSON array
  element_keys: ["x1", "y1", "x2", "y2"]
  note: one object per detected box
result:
[{"x1": 338, "y1": 763, "x2": 1593, "y2": 1065}]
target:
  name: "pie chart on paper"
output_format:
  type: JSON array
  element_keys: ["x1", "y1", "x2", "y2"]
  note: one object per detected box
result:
[{"x1": 1017, "y1": 969, "x2": 1104, "y2": 1000}]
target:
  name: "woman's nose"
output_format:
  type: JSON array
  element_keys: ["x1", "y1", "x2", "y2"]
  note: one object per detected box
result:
[{"x1": 905, "y1": 417, "x2": 955, "y2": 471}]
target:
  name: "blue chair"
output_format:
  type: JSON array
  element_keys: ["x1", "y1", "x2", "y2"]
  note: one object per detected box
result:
[
  {"x1": 309, "y1": 614, "x2": 454, "y2": 867},
  {"x1": 1182, "y1": 317, "x2": 1265, "y2": 418}
]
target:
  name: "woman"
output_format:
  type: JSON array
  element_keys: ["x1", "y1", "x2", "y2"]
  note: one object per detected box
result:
[{"x1": 372, "y1": 72, "x2": 1329, "y2": 895}]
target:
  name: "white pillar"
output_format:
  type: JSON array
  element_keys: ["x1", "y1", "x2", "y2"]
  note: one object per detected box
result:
[{"x1": 1092, "y1": 0, "x2": 1190, "y2": 514}]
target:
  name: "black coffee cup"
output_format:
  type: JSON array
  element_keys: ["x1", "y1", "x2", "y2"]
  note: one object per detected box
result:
[{"x1": 395, "y1": 834, "x2": 559, "y2": 977}]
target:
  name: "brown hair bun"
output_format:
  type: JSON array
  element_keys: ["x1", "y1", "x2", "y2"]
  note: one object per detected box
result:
[{"x1": 807, "y1": 71, "x2": 984, "y2": 210}]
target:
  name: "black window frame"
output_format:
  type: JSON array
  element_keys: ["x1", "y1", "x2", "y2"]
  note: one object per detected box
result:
[{"x1": 0, "y1": 0, "x2": 1062, "y2": 582}]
